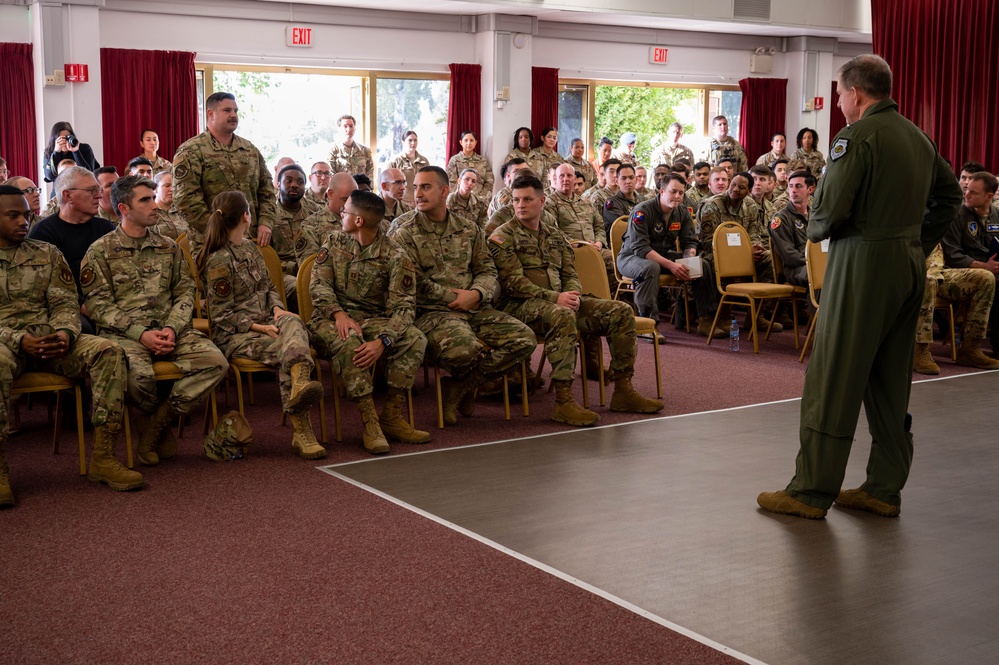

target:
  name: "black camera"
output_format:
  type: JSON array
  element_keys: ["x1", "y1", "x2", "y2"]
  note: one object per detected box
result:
[{"x1": 66, "y1": 134, "x2": 79, "y2": 148}]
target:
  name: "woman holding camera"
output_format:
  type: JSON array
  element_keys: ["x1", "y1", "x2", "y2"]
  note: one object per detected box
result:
[{"x1": 43, "y1": 121, "x2": 100, "y2": 184}]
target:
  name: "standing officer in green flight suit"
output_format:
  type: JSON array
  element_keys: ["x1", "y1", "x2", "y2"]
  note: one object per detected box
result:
[{"x1": 757, "y1": 54, "x2": 963, "y2": 519}]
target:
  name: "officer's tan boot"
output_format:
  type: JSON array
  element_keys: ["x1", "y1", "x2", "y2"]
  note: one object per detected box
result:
[
  {"x1": 136, "y1": 401, "x2": 177, "y2": 465},
  {"x1": 697, "y1": 315, "x2": 728, "y2": 339},
  {"x1": 287, "y1": 362, "x2": 324, "y2": 413},
  {"x1": 913, "y1": 342, "x2": 940, "y2": 375},
  {"x1": 551, "y1": 380, "x2": 600, "y2": 427},
  {"x1": 609, "y1": 375, "x2": 664, "y2": 413},
  {"x1": 379, "y1": 388, "x2": 431, "y2": 444},
  {"x1": 88, "y1": 425, "x2": 143, "y2": 492},
  {"x1": 0, "y1": 440, "x2": 14, "y2": 508},
  {"x1": 441, "y1": 369, "x2": 486, "y2": 426},
  {"x1": 956, "y1": 338, "x2": 999, "y2": 370},
  {"x1": 289, "y1": 410, "x2": 327, "y2": 459},
  {"x1": 357, "y1": 396, "x2": 390, "y2": 454}
]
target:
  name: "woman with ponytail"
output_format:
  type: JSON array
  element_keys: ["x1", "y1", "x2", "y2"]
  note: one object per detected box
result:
[{"x1": 200, "y1": 191, "x2": 327, "y2": 460}]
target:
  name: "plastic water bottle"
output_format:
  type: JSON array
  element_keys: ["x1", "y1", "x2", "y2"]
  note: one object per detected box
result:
[{"x1": 730, "y1": 318, "x2": 740, "y2": 352}]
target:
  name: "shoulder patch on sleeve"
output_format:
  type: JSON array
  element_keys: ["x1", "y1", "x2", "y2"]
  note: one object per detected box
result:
[
  {"x1": 80, "y1": 265, "x2": 96, "y2": 288},
  {"x1": 604, "y1": 199, "x2": 614, "y2": 210},
  {"x1": 59, "y1": 267, "x2": 75, "y2": 287},
  {"x1": 489, "y1": 234, "x2": 506, "y2": 245},
  {"x1": 632, "y1": 211, "x2": 645, "y2": 225},
  {"x1": 173, "y1": 164, "x2": 189, "y2": 179},
  {"x1": 770, "y1": 217, "x2": 782, "y2": 230},
  {"x1": 212, "y1": 278, "x2": 232, "y2": 298},
  {"x1": 829, "y1": 138, "x2": 849, "y2": 162},
  {"x1": 316, "y1": 248, "x2": 329, "y2": 264}
]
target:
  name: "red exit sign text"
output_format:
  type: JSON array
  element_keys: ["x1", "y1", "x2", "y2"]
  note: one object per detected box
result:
[
  {"x1": 649, "y1": 47, "x2": 669, "y2": 64},
  {"x1": 286, "y1": 26, "x2": 313, "y2": 47}
]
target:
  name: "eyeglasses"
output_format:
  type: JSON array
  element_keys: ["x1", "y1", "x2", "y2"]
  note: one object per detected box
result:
[
  {"x1": 20, "y1": 187, "x2": 41, "y2": 195},
  {"x1": 65, "y1": 186, "x2": 102, "y2": 197},
  {"x1": 387, "y1": 180, "x2": 406, "y2": 186},
  {"x1": 311, "y1": 171, "x2": 332, "y2": 178}
]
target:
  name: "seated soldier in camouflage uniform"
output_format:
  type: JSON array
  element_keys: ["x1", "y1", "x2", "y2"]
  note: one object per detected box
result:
[
  {"x1": 446, "y1": 168, "x2": 488, "y2": 228},
  {"x1": 379, "y1": 168, "x2": 414, "y2": 230},
  {"x1": 266, "y1": 164, "x2": 311, "y2": 307},
  {"x1": 198, "y1": 191, "x2": 327, "y2": 459},
  {"x1": 309, "y1": 191, "x2": 430, "y2": 453},
  {"x1": 566, "y1": 138, "x2": 598, "y2": 191},
  {"x1": 81, "y1": 176, "x2": 229, "y2": 466},
  {"x1": 488, "y1": 158, "x2": 530, "y2": 217},
  {"x1": 390, "y1": 166, "x2": 536, "y2": 426},
  {"x1": 296, "y1": 172, "x2": 355, "y2": 265},
  {"x1": 601, "y1": 163, "x2": 643, "y2": 235},
  {"x1": 913, "y1": 244, "x2": 999, "y2": 373},
  {"x1": 446, "y1": 131, "x2": 494, "y2": 203},
  {"x1": 545, "y1": 163, "x2": 614, "y2": 285},
  {"x1": 151, "y1": 171, "x2": 188, "y2": 240},
  {"x1": 685, "y1": 162, "x2": 713, "y2": 204},
  {"x1": 489, "y1": 174, "x2": 663, "y2": 426},
  {"x1": 0, "y1": 186, "x2": 142, "y2": 507}
]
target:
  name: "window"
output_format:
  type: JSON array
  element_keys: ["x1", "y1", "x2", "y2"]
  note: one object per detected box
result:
[
  {"x1": 708, "y1": 89, "x2": 743, "y2": 142},
  {"x1": 374, "y1": 77, "x2": 450, "y2": 172},
  {"x1": 557, "y1": 84, "x2": 588, "y2": 157},
  {"x1": 593, "y1": 84, "x2": 700, "y2": 165}
]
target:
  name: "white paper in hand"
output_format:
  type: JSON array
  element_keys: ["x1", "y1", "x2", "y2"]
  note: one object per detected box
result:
[{"x1": 820, "y1": 238, "x2": 830, "y2": 252}]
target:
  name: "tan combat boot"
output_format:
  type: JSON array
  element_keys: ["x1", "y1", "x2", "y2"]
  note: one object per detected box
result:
[
  {"x1": 289, "y1": 411, "x2": 327, "y2": 459},
  {"x1": 136, "y1": 400, "x2": 177, "y2": 465},
  {"x1": 609, "y1": 374, "x2": 664, "y2": 413},
  {"x1": 551, "y1": 380, "x2": 600, "y2": 427},
  {"x1": 0, "y1": 440, "x2": 14, "y2": 508},
  {"x1": 913, "y1": 342, "x2": 940, "y2": 375},
  {"x1": 956, "y1": 338, "x2": 999, "y2": 370},
  {"x1": 380, "y1": 388, "x2": 431, "y2": 444},
  {"x1": 357, "y1": 396, "x2": 390, "y2": 454},
  {"x1": 287, "y1": 362, "x2": 324, "y2": 413},
  {"x1": 697, "y1": 315, "x2": 728, "y2": 339},
  {"x1": 441, "y1": 369, "x2": 486, "y2": 426},
  {"x1": 88, "y1": 425, "x2": 143, "y2": 491}
]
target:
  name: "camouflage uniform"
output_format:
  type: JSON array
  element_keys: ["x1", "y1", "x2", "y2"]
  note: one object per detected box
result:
[
  {"x1": 264, "y1": 200, "x2": 310, "y2": 300},
  {"x1": 791, "y1": 148, "x2": 826, "y2": 179},
  {"x1": 387, "y1": 151, "x2": 430, "y2": 206},
  {"x1": 696, "y1": 193, "x2": 769, "y2": 278},
  {"x1": 940, "y1": 207, "x2": 999, "y2": 350},
  {"x1": 446, "y1": 191, "x2": 488, "y2": 228},
  {"x1": 588, "y1": 186, "x2": 616, "y2": 221},
  {"x1": 502, "y1": 149, "x2": 544, "y2": 179},
  {"x1": 488, "y1": 217, "x2": 637, "y2": 382},
  {"x1": 545, "y1": 190, "x2": 614, "y2": 278},
  {"x1": 686, "y1": 185, "x2": 711, "y2": 206},
  {"x1": 383, "y1": 198, "x2": 413, "y2": 228},
  {"x1": 487, "y1": 186, "x2": 512, "y2": 217},
  {"x1": 446, "y1": 152, "x2": 494, "y2": 201},
  {"x1": 755, "y1": 150, "x2": 789, "y2": 167},
  {"x1": 768, "y1": 202, "x2": 809, "y2": 286},
  {"x1": 152, "y1": 206, "x2": 188, "y2": 241},
  {"x1": 296, "y1": 207, "x2": 343, "y2": 265},
  {"x1": 602, "y1": 191, "x2": 643, "y2": 235},
  {"x1": 304, "y1": 188, "x2": 326, "y2": 211},
  {"x1": 565, "y1": 155, "x2": 598, "y2": 190},
  {"x1": 612, "y1": 148, "x2": 639, "y2": 167},
  {"x1": 172, "y1": 131, "x2": 277, "y2": 260},
  {"x1": 485, "y1": 204, "x2": 558, "y2": 236},
  {"x1": 307, "y1": 230, "x2": 426, "y2": 397},
  {"x1": 203, "y1": 240, "x2": 314, "y2": 411},
  {"x1": 81, "y1": 227, "x2": 228, "y2": 415},
  {"x1": 147, "y1": 155, "x2": 173, "y2": 176},
  {"x1": 0, "y1": 241, "x2": 127, "y2": 436},
  {"x1": 650, "y1": 143, "x2": 694, "y2": 168},
  {"x1": 916, "y1": 244, "x2": 996, "y2": 344},
  {"x1": 704, "y1": 137, "x2": 748, "y2": 172},
  {"x1": 97, "y1": 206, "x2": 119, "y2": 224},
  {"x1": 389, "y1": 210, "x2": 536, "y2": 379},
  {"x1": 328, "y1": 141, "x2": 374, "y2": 182},
  {"x1": 533, "y1": 147, "x2": 564, "y2": 189},
  {"x1": 617, "y1": 198, "x2": 717, "y2": 320}
]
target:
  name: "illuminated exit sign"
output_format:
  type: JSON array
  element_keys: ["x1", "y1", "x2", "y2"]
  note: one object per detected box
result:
[
  {"x1": 286, "y1": 26, "x2": 313, "y2": 47},
  {"x1": 649, "y1": 47, "x2": 669, "y2": 64}
]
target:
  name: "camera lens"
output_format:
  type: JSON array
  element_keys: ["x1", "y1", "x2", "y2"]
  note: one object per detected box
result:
[{"x1": 67, "y1": 135, "x2": 79, "y2": 148}]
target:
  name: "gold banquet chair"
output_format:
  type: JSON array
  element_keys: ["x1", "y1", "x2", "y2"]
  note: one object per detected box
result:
[
  {"x1": 768, "y1": 240, "x2": 806, "y2": 349},
  {"x1": 296, "y1": 254, "x2": 343, "y2": 442},
  {"x1": 11, "y1": 373, "x2": 94, "y2": 475},
  {"x1": 609, "y1": 216, "x2": 691, "y2": 331},
  {"x1": 708, "y1": 222, "x2": 796, "y2": 354},
  {"x1": 799, "y1": 239, "x2": 829, "y2": 362},
  {"x1": 573, "y1": 242, "x2": 663, "y2": 403},
  {"x1": 175, "y1": 233, "x2": 210, "y2": 335}
]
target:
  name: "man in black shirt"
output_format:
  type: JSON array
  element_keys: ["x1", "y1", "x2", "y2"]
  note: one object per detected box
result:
[{"x1": 28, "y1": 166, "x2": 116, "y2": 334}]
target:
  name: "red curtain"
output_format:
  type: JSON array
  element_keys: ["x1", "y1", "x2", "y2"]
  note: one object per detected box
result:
[
  {"x1": 829, "y1": 81, "x2": 848, "y2": 142},
  {"x1": 0, "y1": 43, "x2": 38, "y2": 181},
  {"x1": 531, "y1": 67, "x2": 560, "y2": 145},
  {"x1": 100, "y1": 48, "x2": 197, "y2": 172},
  {"x1": 872, "y1": 0, "x2": 999, "y2": 170},
  {"x1": 446, "y1": 63, "x2": 482, "y2": 160},
  {"x1": 738, "y1": 78, "x2": 787, "y2": 167}
]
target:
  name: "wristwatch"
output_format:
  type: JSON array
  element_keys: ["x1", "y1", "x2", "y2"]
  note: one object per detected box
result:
[{"x1": 377, "y1": 334, "x2": 392, "y2": 348}]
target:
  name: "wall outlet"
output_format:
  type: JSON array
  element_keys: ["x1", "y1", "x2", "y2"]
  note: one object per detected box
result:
[{"x1": 54, "y1": 69, "x2": 65, "y2": 85}]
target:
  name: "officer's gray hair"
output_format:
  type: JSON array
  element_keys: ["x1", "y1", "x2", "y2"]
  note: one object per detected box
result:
[
  {"x1": 54, "y1": 166, "x2": 95, "y2": 206},
  {"x1": 839, "y1": 54, "x2": 892, "y2": 100}
]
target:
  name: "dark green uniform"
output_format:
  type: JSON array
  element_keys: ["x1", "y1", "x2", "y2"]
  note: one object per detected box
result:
[
  {"x1": 769, "y1": 202, "x2": 809, "y2": 286},
  {"x1": 785, "y1": 98, "x2": 962, "y2": 510},
  {"x1": 941, "y1": 205, "x2": 999, "y2": 350}
]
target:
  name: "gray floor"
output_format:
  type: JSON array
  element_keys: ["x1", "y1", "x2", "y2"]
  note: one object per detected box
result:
[{"x1": 326, "y1": 372, "x2": 999, "y2": 665}]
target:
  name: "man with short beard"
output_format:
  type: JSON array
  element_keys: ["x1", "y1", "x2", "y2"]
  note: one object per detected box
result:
[{"x1": 269, "y1": 164, "x2": 310, "y2": 305}]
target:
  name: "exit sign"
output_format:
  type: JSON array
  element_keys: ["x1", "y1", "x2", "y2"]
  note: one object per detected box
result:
[
  {"x1": 649, "y1": 47, "x2": 669, "y2": 64},
  {"x1": 286, "y1": 26, "x2": 313, "y2": 47}
]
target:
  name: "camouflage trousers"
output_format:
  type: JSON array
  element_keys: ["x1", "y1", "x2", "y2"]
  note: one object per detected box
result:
[
  {"x1": 0, "y1": 334, "x2": 126, "y2": 438},
  {"x1": 916, "y1": 268, "x2": 996, "y2": 343},
  {"x1": 218, "y1": 315, "x2": 314, "y2": 412},
  {"x1": 416, "y1": 308, "x2": 536, "y2": 379},
  {"x1": 113, "y1": 328, "x2": 228, "y2": 415},
  {"x1": 503, "y1": 296, "x2": 636, "y2": 382},
  {"x1": 310, "y1": 318, "x2": 426, "y2": 399},
  {"x1": 281, "y1": 274, "x2": 298, "y2": 314}
]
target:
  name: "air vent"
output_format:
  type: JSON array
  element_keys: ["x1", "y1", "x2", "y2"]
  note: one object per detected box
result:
[{"x1": 734, "y1": 0, "x2": 771, "y2": 22}]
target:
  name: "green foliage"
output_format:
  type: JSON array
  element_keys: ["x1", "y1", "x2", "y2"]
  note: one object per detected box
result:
[
  {"x1": 376, "y1": 79, "x2": 447, "y2": 154},
  {"x1": 594, "y1": 86, "x2": 698, "y2": 164}
]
